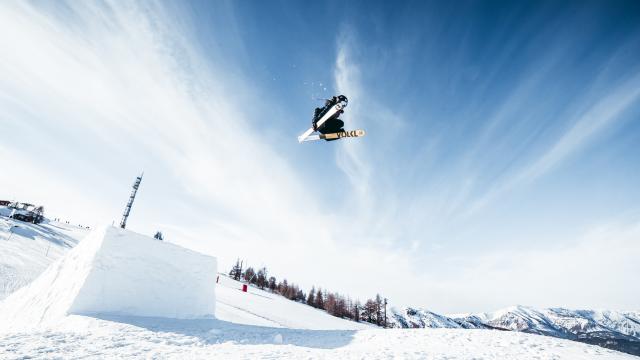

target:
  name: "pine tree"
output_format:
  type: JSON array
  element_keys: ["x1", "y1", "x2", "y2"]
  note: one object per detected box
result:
[
  {"x1": 243, "y1": 267, "x2": 256, "y2": 283},
  {"x1": 268, "y1": 276, "x2": 277, "y2": 292},
  {"x1": 229, "y1": 259, "x2": 243, "y2": 281},
  {"x1": 256, "y1": 268, "x2": 267, "y2": 289},
  {"x1": 278, "y1": 279, "x2": 289, "y2": 296}
]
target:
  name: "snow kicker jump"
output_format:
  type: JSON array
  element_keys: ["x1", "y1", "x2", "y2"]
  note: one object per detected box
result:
[{"x1": 298, "y1": 95, "x2": 366, "y2": 143}]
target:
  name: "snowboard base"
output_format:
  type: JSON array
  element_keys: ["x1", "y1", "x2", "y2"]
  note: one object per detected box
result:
[{"x1": 300, "y1": 129, "x2": 366, "y2": 142}]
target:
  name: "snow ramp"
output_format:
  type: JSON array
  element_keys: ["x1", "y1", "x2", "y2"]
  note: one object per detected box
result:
[{"x1": 0, "y1": 226, "x2": 217, "y2": 329}]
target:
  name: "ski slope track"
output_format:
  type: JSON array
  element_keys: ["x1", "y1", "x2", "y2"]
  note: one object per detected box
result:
[{"x1": 0, "y1": 222, "x2": 636, "y2": 359}]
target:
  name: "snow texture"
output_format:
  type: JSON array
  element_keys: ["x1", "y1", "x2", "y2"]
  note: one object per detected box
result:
[
  {"x1": 0, "y1": 206, "x2": 12, "y2": 218},
  {"x1": 0, "y1": 226, "x2": 216, "y2": 329},
  {"x1": 0, "y1": 317, "x2": 634, "y2": 359},
  {"x1": 0, "y1": 217, "x2": 86, "y2": 299},
  {"x1": 0, "y1": 220, "x2": 636, "y2": 359}
]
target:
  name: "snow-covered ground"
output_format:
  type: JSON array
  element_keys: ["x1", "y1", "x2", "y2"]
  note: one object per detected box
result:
[
  {"x1": 0, "y1": 216, "x2": 88, "y2": 299},
  {"x1": 0, "y1": 223, "x2": 636, "y2": 359},
  {"x1": 216, "y1": 274, "x2": 371, "y2": 330},
  {"x1": 1, "y1": 319, "x2": 634, "y2": 359}
]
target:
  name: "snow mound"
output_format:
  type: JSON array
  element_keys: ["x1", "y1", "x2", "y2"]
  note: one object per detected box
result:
[{"x1": 0, "y1": 226, "x2": 217, "y2": 329}]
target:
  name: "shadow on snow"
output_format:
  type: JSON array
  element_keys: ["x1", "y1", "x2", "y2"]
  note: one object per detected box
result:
[{"x1": 90, "y1": 314, "x2": 357, "y2": 350}]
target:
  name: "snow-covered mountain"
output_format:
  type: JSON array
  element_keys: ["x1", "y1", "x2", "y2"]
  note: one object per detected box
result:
[
  {"x1": 472, "y1": 306, "x2": 640, "y2": 338},
  {"x1": 389, "y1": 305, "x2": 640, "y2": 356},
  {"x1": 471, "y1": 306, "x2": 640, "y2": 356},
  {"x1": 389, "y1": 307, "x2": 462, "y2": 329}
]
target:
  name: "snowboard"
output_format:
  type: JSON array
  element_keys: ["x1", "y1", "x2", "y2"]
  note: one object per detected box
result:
[
  {"x1": 298, "y1": 101, "x2": 347, "y2": 143},
  {"x1": 299, "y1": 129, "x2": 366, "y2": 142}
]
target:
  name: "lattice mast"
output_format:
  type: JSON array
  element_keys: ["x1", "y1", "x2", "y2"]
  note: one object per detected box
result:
[{"x1": 120, "y1": 173, "x2": 143, "y2": 229}]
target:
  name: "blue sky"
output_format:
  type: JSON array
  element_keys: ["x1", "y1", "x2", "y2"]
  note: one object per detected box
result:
[{"x1": 1, "y1": 0, "x2": 639, "y2": 313}]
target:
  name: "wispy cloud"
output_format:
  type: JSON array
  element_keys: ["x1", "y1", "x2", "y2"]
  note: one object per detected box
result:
[
  {"x1": 0, "y1": 1, "x2": 416, "y2": 302},
  {"x1": 334, "y1": 38, "x2": 370, "y2": 199},
  {"x1": 464, "y1": 73, "x2": 640, "y2": 216},
  {"x1": 326, "y1": 12, "x2": 640, "y2": 311},
  {"x1": 2, "y1": 1, "x2": 639, "y2": 312},
  {"x1": 0, "y1": 1, "x2": 322, "y2": 266}
]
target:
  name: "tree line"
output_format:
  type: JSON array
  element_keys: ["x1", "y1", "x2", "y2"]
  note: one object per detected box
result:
[{"x1": 229, "y1": 259, "x2": 389, "y2": 327}]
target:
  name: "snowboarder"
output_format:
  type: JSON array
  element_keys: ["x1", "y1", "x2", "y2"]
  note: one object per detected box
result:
[
  {"x1": 312, "y1": 95, "x2": 347, "y2": 137},
  {"x1": 298, "y1": 94, "x2": 366, "y2": 143}
]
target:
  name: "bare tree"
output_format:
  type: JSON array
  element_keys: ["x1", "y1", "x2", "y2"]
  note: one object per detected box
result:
[
  {"x1": 307, "y1": 286, "x2": 315, "y2": 306},
  {"x1": 363, "y1": 299, "x2": 377, "y2": 323},
  {"x1": 354, "y1": 300, "x2": 361, "y2": 322},
  {"x1": 315, "y1": 288, "x2": 324, "y2": 310},
  {"x1": 375, "y1": 294, "x2": 383, "y2": 326},
  {"x1": 325, "y1": 292, "x2": 337, "y2": 316}
]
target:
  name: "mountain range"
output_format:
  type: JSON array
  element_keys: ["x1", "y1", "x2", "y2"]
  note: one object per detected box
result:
[{"x1": 389, "y1": 305, "x2": 640, "y2": 356}]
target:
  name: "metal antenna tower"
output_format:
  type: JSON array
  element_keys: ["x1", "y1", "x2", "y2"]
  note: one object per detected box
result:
[{"x1": 120, "y1": 172, "x2": 143, "y2": 229}]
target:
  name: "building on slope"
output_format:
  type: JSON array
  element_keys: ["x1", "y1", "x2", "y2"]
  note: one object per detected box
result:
[{"x1": 0, "y1": 201, "x2": 44, "y2": 223}]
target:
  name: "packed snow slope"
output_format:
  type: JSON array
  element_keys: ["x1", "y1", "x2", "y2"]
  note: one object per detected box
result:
[
  {"x1": 0, "y1": 216, "x2": 88, "y2": 299},
  {"x1": 215, "y1": 274, "x2": 370, "y2": 330},
  {"x1": 0, "y1": 226, "x2": 217, "y2": 329},
  {"x1": 0, "y1": 221, "x2": 636, "y2": 358}
]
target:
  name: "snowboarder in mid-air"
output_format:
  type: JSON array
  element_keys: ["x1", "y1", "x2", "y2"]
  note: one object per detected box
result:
[
  {"x1": 298, "y1": 94, "x2": 366, "y2": 143},
  {"x1": 313, "y1": 95, "x2": 347, "y2": 136}
]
